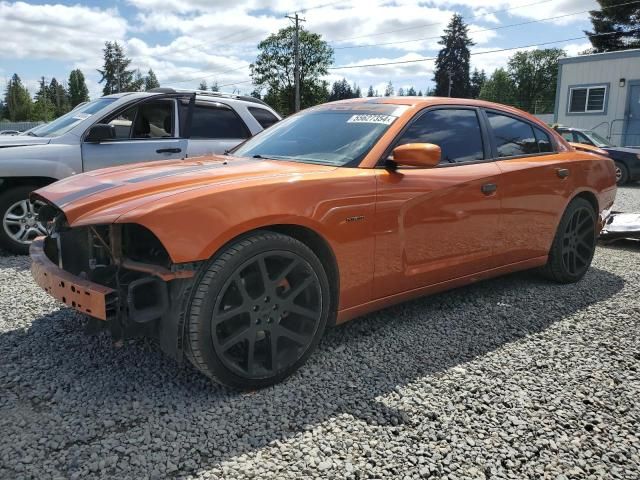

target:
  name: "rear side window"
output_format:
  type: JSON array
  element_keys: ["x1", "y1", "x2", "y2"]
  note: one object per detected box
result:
[
  {"x1": 560, "y1": 131, "x2": 575, "y2": 143},
  {"x1": 533, "y1": 126, "x2": 553, "y2": 153},
  {"x1": 396, "y1": 108, "x2": 484, "y2": 164},
  {"x1": 249, "y1": 107, "x2": 279, "y2": 129},
  {"x1": 487, "y1": 112, "x2": 539, "y2": 157},
  {"x1": 190, "y1": 104, "x2": 250, "y2": 139}
]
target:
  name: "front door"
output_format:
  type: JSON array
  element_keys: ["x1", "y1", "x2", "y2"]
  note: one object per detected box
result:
[
  {"x1": 373, "y1": 107, "x2": 501, "y2": 299},
  {"x1": 81, "y1": 95, "x2": 190, "y2": 171},
  {"x1": 624, "y1": 82, "x2": 640, "y2": 147}
]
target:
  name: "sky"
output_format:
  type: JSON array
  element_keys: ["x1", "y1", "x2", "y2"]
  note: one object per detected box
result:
[{"x1": 0, "y1": 0, "x2": 600, "y2": 100}]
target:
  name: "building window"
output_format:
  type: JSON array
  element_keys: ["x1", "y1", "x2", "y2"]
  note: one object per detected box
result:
[{"x1": 568, "y1": 85, "x2": 607, "y2": 113}]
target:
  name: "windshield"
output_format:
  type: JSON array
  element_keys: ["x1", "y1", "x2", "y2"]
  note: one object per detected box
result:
[
  {"x1": 26, "y1": 98, "x2": 117, "y2": 138},
  {"x1": 583, "y1": 130, "x2": 611, "y2": 147},
  {"x1": 233, "y1": 106, "x2": 404, "y2": 166}
]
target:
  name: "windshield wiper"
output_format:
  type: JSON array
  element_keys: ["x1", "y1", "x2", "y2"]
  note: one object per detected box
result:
[
  {"x1": 25, "y1": 131, "x2": 38, "y2": 137},
  {"x1": 252, "y1": 154, "x2": 266, "y2": 159}
]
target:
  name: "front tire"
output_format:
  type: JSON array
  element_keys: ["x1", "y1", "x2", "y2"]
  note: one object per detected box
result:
[
  {"x1": 541, "y1": 197, "x2": 597, "y2": 283},
  {"x1": 186, "y1": 231, "x2": 331, "y2": 389},
  {"x1": 0, "y1": 186, "x2": 47, "y2": 255}
]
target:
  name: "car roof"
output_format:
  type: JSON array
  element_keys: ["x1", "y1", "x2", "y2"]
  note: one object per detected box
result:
[{"x1": 324, "y1": 96, "x2": 549, "y2": 127}]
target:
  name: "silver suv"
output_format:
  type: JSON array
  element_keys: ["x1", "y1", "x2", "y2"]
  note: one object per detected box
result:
[{"x1": 0, "y1": 88, "x2": 280, "y2": 254}]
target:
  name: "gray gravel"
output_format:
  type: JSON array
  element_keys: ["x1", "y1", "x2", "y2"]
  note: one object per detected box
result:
[{"x1": 1, "y1": 186, "x2": 639, "y2": 480}]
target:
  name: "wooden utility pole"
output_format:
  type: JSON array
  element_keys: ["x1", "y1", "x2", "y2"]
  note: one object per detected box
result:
[{"x1": 286, "y1": 12, "x2": 305, "y2": 112}]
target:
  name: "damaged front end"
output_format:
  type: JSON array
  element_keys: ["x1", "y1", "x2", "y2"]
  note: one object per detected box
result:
[{"x1": 30, "y1": 207, "x2": 201, "y2": 360}]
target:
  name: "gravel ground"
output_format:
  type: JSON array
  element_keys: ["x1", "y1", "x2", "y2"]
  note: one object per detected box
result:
[{"x1": 0, "y1": 186, "x2": 639, "y2": 480}]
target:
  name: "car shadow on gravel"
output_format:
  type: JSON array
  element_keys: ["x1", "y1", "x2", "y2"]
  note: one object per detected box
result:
[{"x1": 0, "y1": 267, "x2": 625, "y2": 478}]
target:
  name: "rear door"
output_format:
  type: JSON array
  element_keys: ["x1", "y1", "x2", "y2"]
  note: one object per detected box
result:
[
  {"x1": 186, "y1": 102, "x2": 251, "y2": 157},
  {"x1": 484, "y1": 109, "x2": 571, "y2": 264},
  {"x1": 373, "y1": 107, "x2": 502, "y2": 299},
  {"x1": 81, "y1": 94, "x2": 192, "y2": 171}
]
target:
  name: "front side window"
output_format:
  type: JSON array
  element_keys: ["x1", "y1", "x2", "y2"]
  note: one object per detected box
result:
[
  {"x1": 190, "y1": 104, "x2": 250, "y2": 139},
  {"x1": 568, "y1": 86, "x2": 606, "y2": 113},
  {"x1": 395, "y1": 108, "x2": 485, "y2": 164},
  {"x1": 487, "y1": 112, "x2": 539, "y2": 157},
  {"x1": 104, "y1": 99, "x2": 174, "y2": 140},
  {"x1": 233, "y1": 106, "x2": 402, "y2": 166}
]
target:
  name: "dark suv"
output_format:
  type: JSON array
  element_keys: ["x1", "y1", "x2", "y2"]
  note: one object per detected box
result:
[{"x1": 553, "y1": 126, "x2": 640, "y2": 185}]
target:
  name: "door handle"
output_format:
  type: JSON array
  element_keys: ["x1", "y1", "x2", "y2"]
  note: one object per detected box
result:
[
  {"x1": 156, "y1": 148, "x2": 182, "y2": 154},
  {"x1": 556, "y1": 168, "x2": 570, "y2": 179},
  {"x1": 481, "y1": 183, "x2": 497, "y2": 195}
]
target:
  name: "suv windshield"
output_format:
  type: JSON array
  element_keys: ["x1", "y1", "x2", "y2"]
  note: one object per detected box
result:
[
  {"x1": 582, "y1": 130, "x2": 611, "y2": 148},
  {"x1": 26, "y1": 98, "x2": 117, "y2": 138},
  {"x1": 233, "y1": 106, "x2": 404, "y2": 166}
]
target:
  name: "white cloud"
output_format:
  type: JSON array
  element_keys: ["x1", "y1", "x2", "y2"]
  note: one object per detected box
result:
[{"x1": 0, "y1": 1, "x2": 127, "y2": 62}]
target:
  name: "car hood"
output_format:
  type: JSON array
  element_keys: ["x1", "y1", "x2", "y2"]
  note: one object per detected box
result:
[
  {"x1": 34, "y1": 155, "x2": 336, "y2": 225},
  {"x1": 0, "y1": 135, "x2": 51, "y2": 147},
  {"x1": 603, "y1": 146, "x2": 640, "y2": 155}
]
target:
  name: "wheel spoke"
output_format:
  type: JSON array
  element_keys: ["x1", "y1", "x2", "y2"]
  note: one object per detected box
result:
[
  {"x1": 273, "y1": 258, "x2": 300, "y2": 284},
  {"x1": 246, "y1": 334, "x2": 256, "y2": 375},
  {"x1": 257, "y1": 256, "x2": 270, "y2": 294},
  {"x1": 269, "y1": 332, "x2": 279, "y2": 371},
  {"x1": 287, "y1": 303, "x2": 320, "y2": 320},
  {"x1": 575, "y1": 249, "x2": 589, "y2": 265},
  {"x1": 277, "y1": 325, "x2": 310, "y2": 346},
  {"x1": 233, "y1": 274, "x2": 252, "y2": 302},
  {"x1": 14, "y1": 226, "x2": 27, "y2": 241},
  {"x1": 220, "y1": 327, "x2": 250, "y2": 351},
  {"x1": 282, "y1": 275, "x2": 314, "y2": 301},
  {"x1": 215, "y1": 305, "x2": 248, "y2": 324}
]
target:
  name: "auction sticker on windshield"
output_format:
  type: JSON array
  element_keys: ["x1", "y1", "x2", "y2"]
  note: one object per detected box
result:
[{"x1": 347, "y1": 114, "x2": 395, "y2": 125}]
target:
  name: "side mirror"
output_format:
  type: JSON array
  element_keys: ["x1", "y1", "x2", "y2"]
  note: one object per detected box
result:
[
  {"x1": 85, "y1": 123, "x2": 116, "y2": 143},
  {"x1": 391, "y1": 143, "x2": 441, "y2": 168}
]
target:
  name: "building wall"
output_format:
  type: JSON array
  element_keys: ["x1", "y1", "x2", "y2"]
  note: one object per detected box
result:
[{"x1": 554, "y1": 50, "x2": 640, "y2": 146}]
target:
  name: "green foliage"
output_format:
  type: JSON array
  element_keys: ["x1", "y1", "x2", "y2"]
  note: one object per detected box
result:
[
  {"x1": 433, "y1": 14, "x2": 474, "y2": 97},
  {"x1": 328, "y1": 78, "x2": 360, "y2": 101},
  {"x1": 586, "y1": 0, "x2": 640, "y2": 52},
  {"x1": 469, "y1": 69, "x2": 487, "y2": 99},
  {"x1": 210, "y1": 81, "x2": 219, "y2": 92},
  {"x1": 478, "y1": 68, "x2": 516, "y2": 105},
  {"x1": 3, "y1": 74, "x2": 32, "y2": 121},
  {"x1": 397, "y1": 87, "x2": 405, "y2": 96},
  {"x1": 68, "y1": 69, "x2": 89, "y2": 107},
  {"x1": 32, "y1": 77, "x2": 55, "y2": 122},
  {"x1": 507, "y1": 48, "x2": 564, "y2": 113},
  {"x1": 417, "y1": 89, "x2": 423, "y2": 96},
  {"x1": 144, "y1": 69, "x2": 160, "y2": 91},
  {"x1": 367, "y1": 85, "x2": 375, "y2": 97},
  {"x1": 97, "y1": 41, "x2": 136, "y2": 95},
  {"x1": 384, "y1": 81, "x2": 394, "y2": 96},
  {"x1": 198, "y1": 80, "x2": 208, "y2": 91},
  {"x1": 251, "y1": 26, "x2": 333, "y2": 115},
  {"x1": 47, "y1": 78, "x2": 71, "y2": 117},
  {"x1": 407, "y1": 86, "x2": 417, "y2": 96}
]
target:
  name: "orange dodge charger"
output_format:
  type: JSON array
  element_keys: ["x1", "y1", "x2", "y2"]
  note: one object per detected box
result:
[{"x1": 30, "y1": 97, "x2": 617, "y2": 389}]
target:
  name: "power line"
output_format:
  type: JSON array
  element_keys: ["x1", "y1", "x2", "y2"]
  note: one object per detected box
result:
[
  {"x1": 332, "y1": 1, "x2": 640, "y2": 51},
  {"x1": 329, "y1": 30, "x2": 639, "y2": 70},
  {"x1": 328, "y1": 0, "x2": 555, "y2": 44}
]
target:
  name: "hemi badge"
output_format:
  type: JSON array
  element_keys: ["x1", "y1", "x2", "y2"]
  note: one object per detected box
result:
[{"x1": 345, "y1": 215, "x2": 365, "y2": 223}]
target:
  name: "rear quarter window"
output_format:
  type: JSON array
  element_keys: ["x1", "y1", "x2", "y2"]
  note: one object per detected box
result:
[
  {"x1": 190, "y1": 104, "x2": 250, "y2": 139},
  {"x1": 248, "y1": 107, "x2": 279, "y2": 129}
]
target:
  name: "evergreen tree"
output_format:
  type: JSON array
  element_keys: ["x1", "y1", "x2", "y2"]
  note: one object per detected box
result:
[
  {"x1": 417, "y1": 89, "x2": 423, "y2": 96},
  {"x1": 469, "y1": 69, "x2": 487, "y2": 99},
  {"x1": 384, "y1": 81, "x2": 394, "y2": 96},
  {"x1": 353, "y1": 84, "x2": 362, "y2": 98},
  {"x1": 367, "y1": 85, "x2": 375, "y2": 97},
  {"x1": 407, "y1": 86, "x2": 417, "y2": 96},
  {"x1": 210, "y1": 81, "x2": 219, "y2": 92},
  {"x1": 144, "y1": 69, "x2": 160, "y2": 91},
  {"x1": 329, "y1": 78, "x2": 355, "y2": 101},
  {"x1": 131, "y1": 69, "x2": 145, "y2": 92},
  {"x1": 198, "y1": 80, "x2": 208, "y2": 91},
  {"x1": 47, "y1": 78, "x2": 70, "y2": 117},
  {"x1": 478, "y1": 68, "x2": 516, "y2": 106},
  {"x1": 33, "y1": 77, "x2": 55, "y2": 121},
  {"x1": 68, "y1": 69, "x2": 89, "y2": 107},
  {"x1": 586, "y1": 0, "x2": 640, "y2": 52},
  {"x1": 397, "y1": 87, "x2": 405, "y2": 96},
  {"x1": 433, "y1": 14, "x2": 474, "y2": 97},
  {"x1": 97, "y1": 41, "x2": 135, "y2": 95},
  {"x1": 3, "y1": 74, "x2": 33, "y2": 121}
]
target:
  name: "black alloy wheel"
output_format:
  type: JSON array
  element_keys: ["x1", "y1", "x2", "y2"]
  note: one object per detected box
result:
[
  {"x1": 186, "y1": 231, "x2": 330, "y2": 389},
  {"x1": 541, "y1": 197, "x2": 597, "y2": 283}
]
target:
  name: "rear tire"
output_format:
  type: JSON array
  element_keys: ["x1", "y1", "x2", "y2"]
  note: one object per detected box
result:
[
  {"x1": 186, "y1": 231, "x2": 330, "y2": 390},
  {"x1": 614, "y1": 161, "x2": 629, "y2": 185},
  {"x1": 540, "y1": 197, "x2": 597, "y2": 283},
  {"x1": 0, "y1": 186, "x2": 47, "y2": 255}
]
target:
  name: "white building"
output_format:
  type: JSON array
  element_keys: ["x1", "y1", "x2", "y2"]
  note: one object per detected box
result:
[{"x1": 554, "y1": 48, "x2": 640, "y2": 146}]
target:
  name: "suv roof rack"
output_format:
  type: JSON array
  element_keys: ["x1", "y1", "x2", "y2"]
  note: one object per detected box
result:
[{"x1": 148, "y1": 87, "x2": 270, "y2": 107}]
